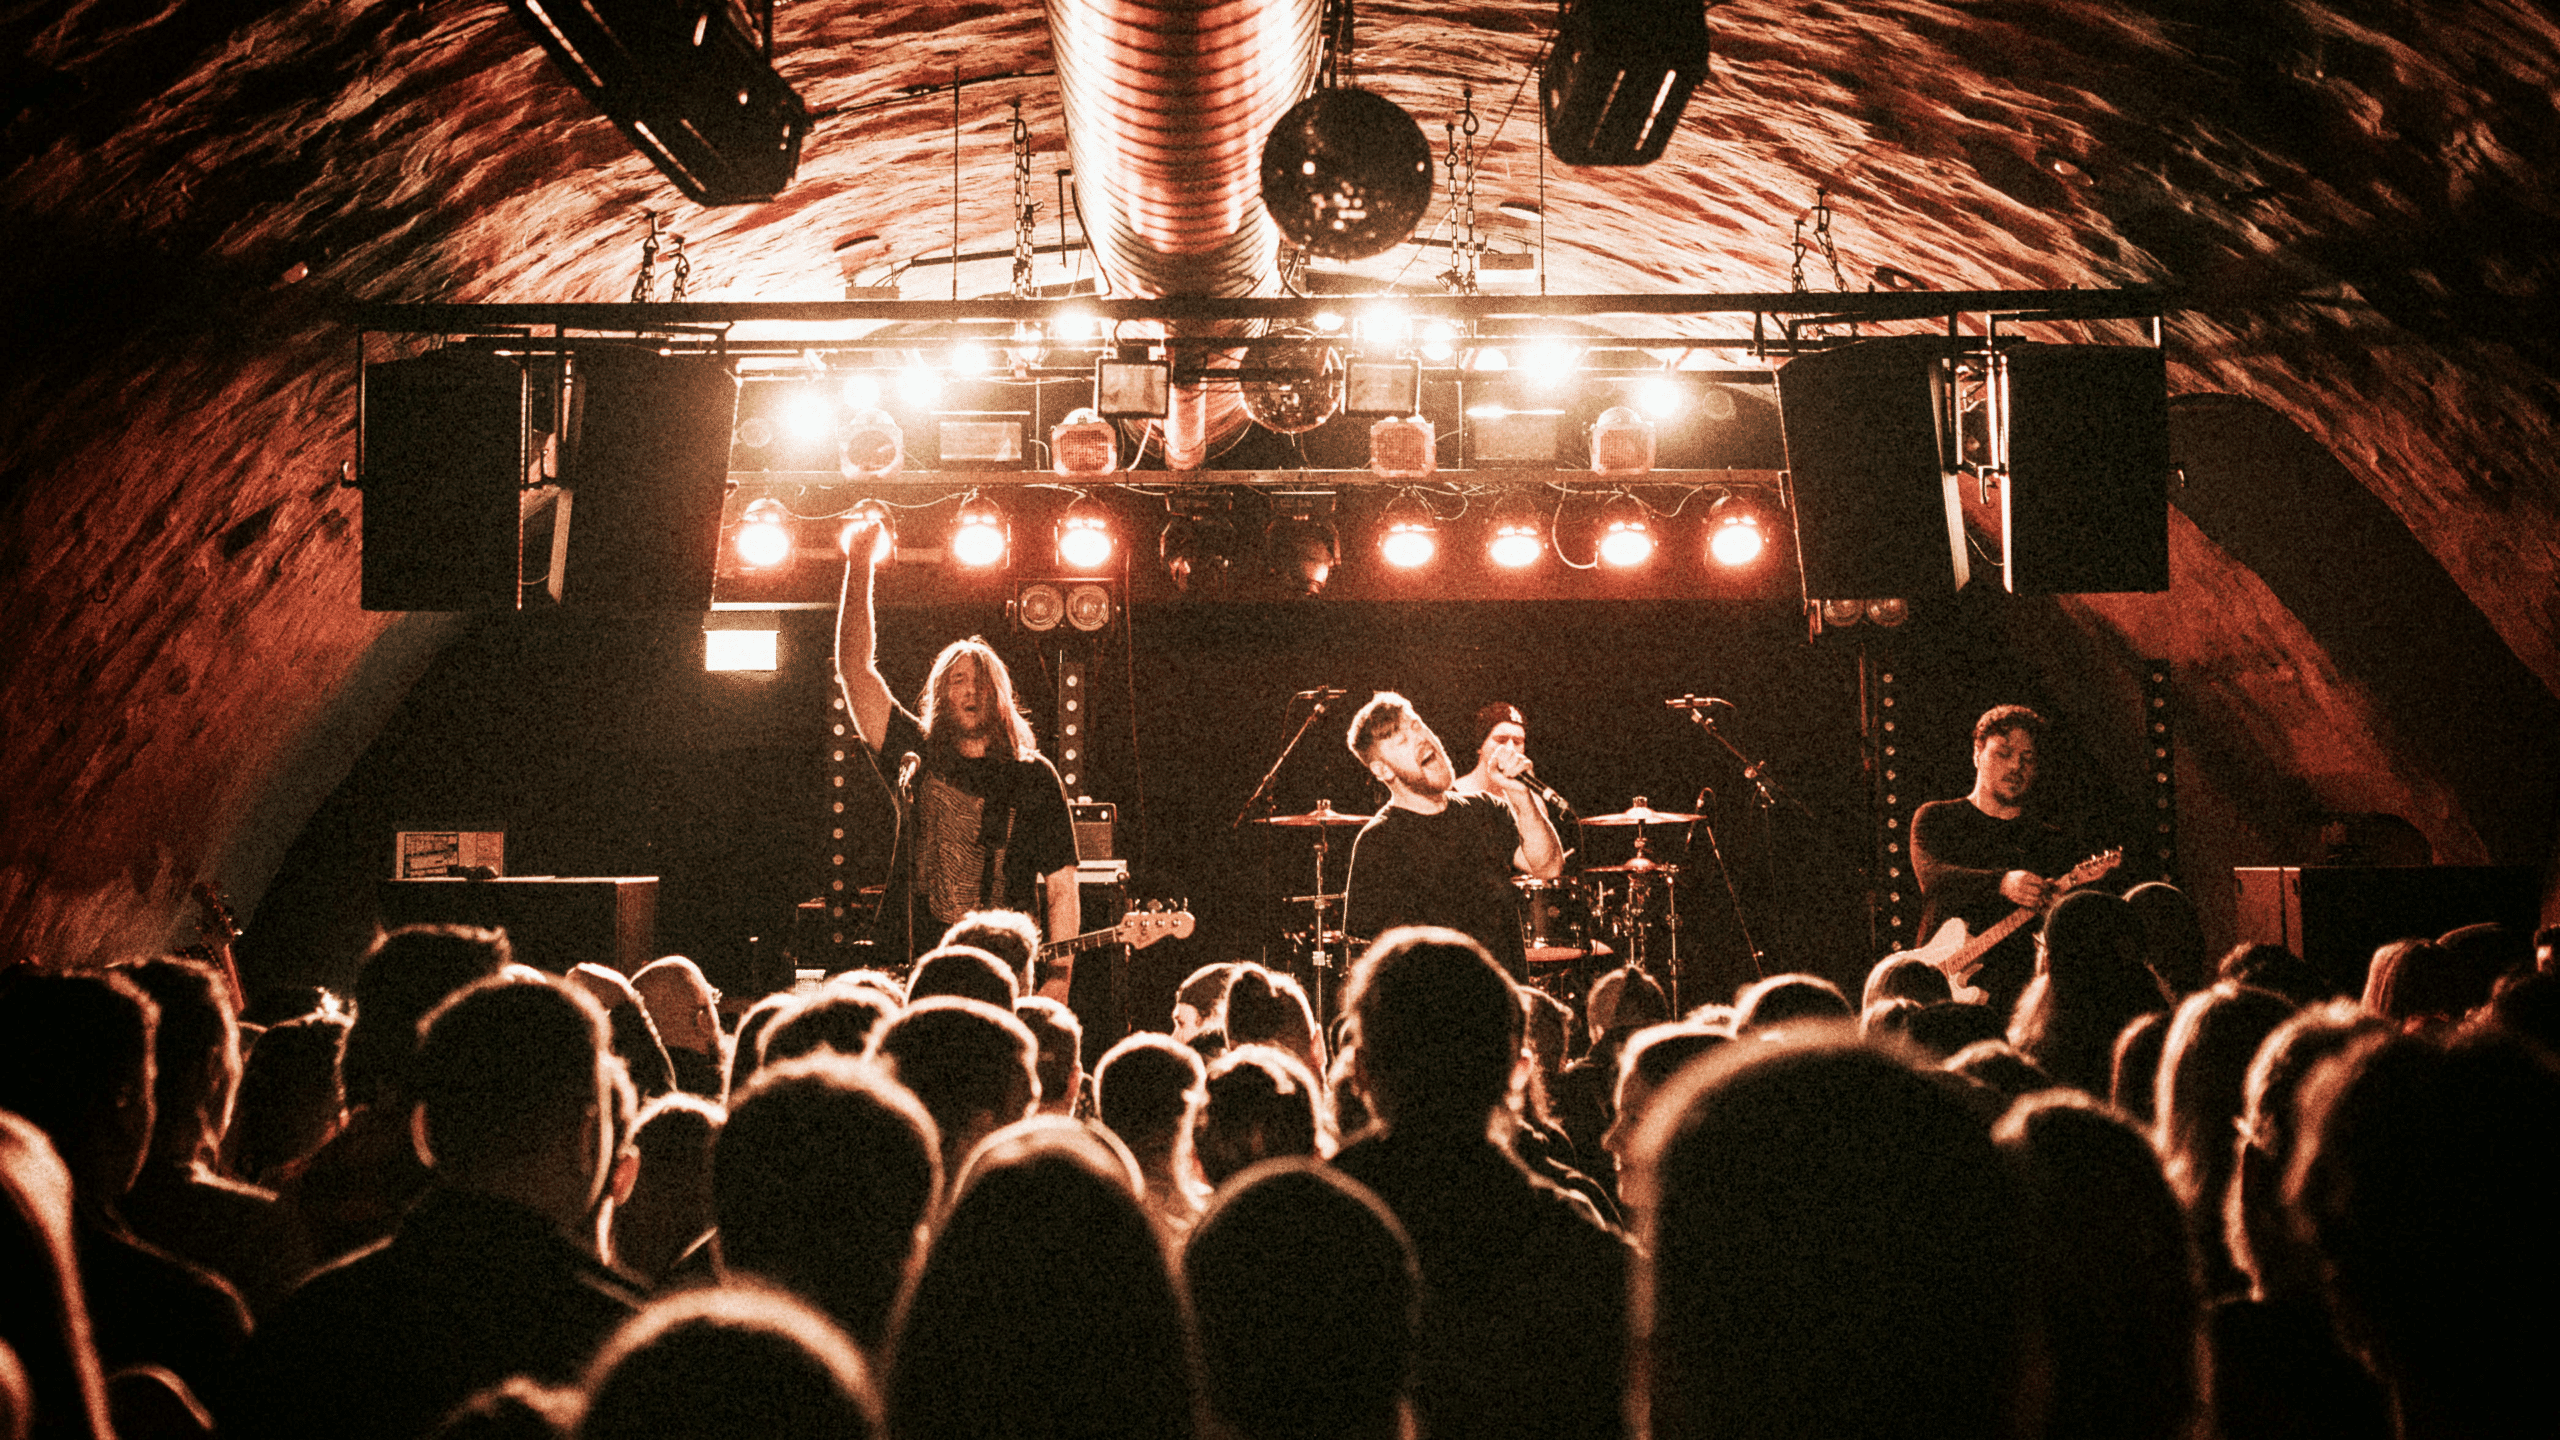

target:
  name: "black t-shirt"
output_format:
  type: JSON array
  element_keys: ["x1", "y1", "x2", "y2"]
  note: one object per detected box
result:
[
  {"x1": 1909, "y1": 798, "x2": 2078, "y2": 1014},
  {"x1": 1343, "y1": 794, "x2": 1529, "y2": 977},
  {"x1": 869, "y1": 703, "x2": 1077, "y2": 961}
]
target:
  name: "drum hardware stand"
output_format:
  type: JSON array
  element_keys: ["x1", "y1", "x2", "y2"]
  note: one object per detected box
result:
[{"x1": 1677, "y1": 710, "x2": 1787, "y2": 982}]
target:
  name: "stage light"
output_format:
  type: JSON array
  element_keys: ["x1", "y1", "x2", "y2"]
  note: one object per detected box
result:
[
  {"x1": 950, "y1": 494, "x2": 1009, "y2": 569},
  {"x1": 704, "y1": 630, "x2": 779, "y2": 671},
  {"x1": 1470, "y1": 346, "x2": 1510, "y2": 372},
  {"x1": 1345, "y1": 362, "x2": 1421, "y2": 418},
  {"x1": 785, "y1": 388, "x2": 832, "y2": 441},
  {"x1": 839, "y1": 409, "x2": 903, "y2": 478},
  {"x1": 1312, "y1": 311, "x2": 1344, "y2": 334},
  {"x1": 1369, "y1": 414, "x2": 1436, "y2": 478},
  {"x1": 1056, "y1": 495, "x2": 1115, "y2": 570},
  {"x1": 951, "y1": 341, "x2": 993, "y2": 374},
  {"x1": 734, "y1": 416, "x2": 776, "y2": 450},
  {"x1": 1267, "y1": 516, "x2": 1341, "y2": 597},
  {"x1": 1356, "y1": 310, "x2": 1413, "y2": 349},
  {"x1": 1009, "y1": 322, "x2": 1045, "y2": 367},
  {"x1": 841, "y1": 374, "x2": 882, "y2": 411},
  {"x1": 838, "y1": 501, "x2": 895, "y2": 565},
  {"x1": 1055, "y1": 308, "x2": 1100, "y2": 343},
  {"x1": 1420, "y1": 321, "x2": 1456, "y2": 362},
  {"x1": 1866, "y1": 597, "x2": 1910, "y2": 627},
  {"x1": 1598, "y1": 494, "x2": 1655, "y2": 567},
  {"x1": 1161, "y1": 514, "x2": 1235, "y2": 594},
  {"x1": 1590, "y1": 404, "x2": 1656, "y2": 476},
  {"x1": 1637, "y1": 376, "x2": 1684, "y2": 418},
  {"x1": 1541, "y1": 0, "x2": 1712, "y2": 167},
  {"x1": 1707, "y1": 492, "x2": 1766, "y2": 566},
  {"x1": 1051, "y1": 407, "x2": 1118, "y2": 476},
  {"x1": 1488, "y1": 492, "x2": 1547, "y2": 568},
  {"x1": 1524, "y1": 340, "x2": 1577, "y2": 387},
  {"x1": 1096, "y1": 352, "x2": 1171, "y2": 419},
  {"x1": 734, "y1": 498, "x2": 794, "y2": 569},
  {"x1": 899, "y1": 365, "x2": 943, "y2": 408},
  {"x1": 1821, "y1": 597, "x2": 1866, "y2": 628},
  {"x1": 1378, "y1": 493, "x2": 1439, "y2": 569}
]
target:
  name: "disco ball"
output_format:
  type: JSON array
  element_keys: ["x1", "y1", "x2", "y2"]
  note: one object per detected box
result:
[
  {"x1": 1240, "y1": 335, "x2": 1342, "y2": 434},
  {"x1": 1260, "y1": 89, "x2": 1434, "y2": 260}
]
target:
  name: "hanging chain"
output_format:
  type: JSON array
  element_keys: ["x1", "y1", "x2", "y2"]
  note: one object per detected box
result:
[
  {"x1": 1812, "y1": 189, "x2": 1846, "y2": 292},
  {"x1": 668, "y1": 232, "x2": 690, "y2": 301},
  {"x1": 631, "y1": 212, "x2": 662, "y2": 303},
  {"x1": 1010, "y1": 99, "x2": 1037, "y2": 300},
  {"x1": 1318, "y1": 0, "x2": 1354, "y2": 90},
  {"x1": 1441, "y1": 86, "x2": 1482, "y2": 296}
]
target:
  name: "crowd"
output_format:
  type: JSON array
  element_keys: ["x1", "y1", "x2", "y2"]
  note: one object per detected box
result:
[{"x1": 2, "y1": 894, "x2": 2554, "y2": 1440}]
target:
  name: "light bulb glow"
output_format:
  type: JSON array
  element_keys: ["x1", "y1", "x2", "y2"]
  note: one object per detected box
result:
[
  {"x1": 1312, "y1": 311, "x2": 1344, "y2": 333},
  {"x1": 1380, "y1": 524, "x2": 1436, "y2": 569},
  {"x1": 842, "y1": 374, "x2": 881, "y2": 411},
  {"x1": 1599, "y1": 505, "x2": 1655, "y2": 567},
  {"x1": 899, "y1": 366, "x2": 943, "y2": 407},
  {"x1": 1710, "y1": 515, "x2": 1765, "y2": 566},
  {"x1": 1524, "y1": 341, "x2": 1576, "y2": 386},
  {"x1": 1420, "y1": 320, "x2": 1455, "y2": 362},
  {"x1": 838, "y1": 510, "x2": 894, "y2": 564},
  {"x1": 1638, "y1": 377, "x2": 1683, "y2": 418},
  {"x1": 735, "y1": 500, "x2": 794, "y2": 568},
  {"x1": 785, "y1": 389, "x2": 832, "y2": 440},
  {"x1": 1057, "y1": 510, "x2": 1114, "y2": 570},
  {"x1": 952, "y1": 341, "x2": 992, "y2": 373},
  {"x1": 1471, "y1": 347, "x2": 1509, "y2": 372},
  {"x1": 951, "y1": 501, "x2": 1007, "y2": 568},
  {"x1": 1489, "y1": 526, "x2": 1543, "y2": 568}
]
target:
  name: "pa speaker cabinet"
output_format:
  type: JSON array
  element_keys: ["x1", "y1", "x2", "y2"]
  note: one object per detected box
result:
[
  {"x1": 559, "y1": 348, "x2": 740, "y2": 610},
  {"x1": 376, "y1": 876, "x2": 659, "y2": 975},
  {"x1": 1996, "y1": 343, "x2": 2171, "y2": 594},
  {"x1": 2232, "y1": 865, "x2": 2537, "y2": 996},
  {"x1": 1778, "y1": 336, "x2": 1969, "y2": 600},
  {"x1": 360, "y1": 351, "x2": 528, "y2": 611}
]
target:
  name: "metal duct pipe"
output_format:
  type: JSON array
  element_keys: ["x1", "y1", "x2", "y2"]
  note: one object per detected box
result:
[{"x1": 1046, "y1": 0, "x2": 1323, "y2": 468}]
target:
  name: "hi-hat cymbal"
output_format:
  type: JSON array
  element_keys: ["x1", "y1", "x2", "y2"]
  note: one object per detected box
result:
[
  {"x1": 1258, "y1": 800, "x2": 1369, "y2": 827},
  {"x1": 1580, "y1": 803, "x2": 1704, "y2": 826},
  {"x1": 1584, "y1": 860, "x2": 1680, "y2": 876}
]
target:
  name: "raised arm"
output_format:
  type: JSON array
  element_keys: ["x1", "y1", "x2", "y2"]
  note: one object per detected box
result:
[
  {"x1": 834, "y1": 540, "x2": 895, "y2": 752},
  {"x1": 1488, "y1": 759, "x2": 1565, "y2": 879}
]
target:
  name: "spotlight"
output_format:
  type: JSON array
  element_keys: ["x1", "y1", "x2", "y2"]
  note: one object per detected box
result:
[
  {"x1": 1487, "y1": 493, "x2": 1547, "y2": 568},
  {"x1": 1820, "y1": 597, "x2": 1866, "y2": 628},
  {"x1": 950, "y1": 494, "x2": 1009, "y2": 569},
  {"x1": 842, "y1": 374, "x2": 882, "y2": 411},
  {"x1": 785, "y1": 388, "x2": 833, "y2": 441},
  {"x1": 1541, "y1": 0, "x2": 1713, "y2": 167},
  {"x1": 1524, "y1": 341, "x2": 1578, "y2": 386},
  {"x1": 1378, "y1": 494, "x2": 1439, "y2": 569},
  {"x1": 1369, "y1": 414, "x2": 1436, "y2": 479},
  {"x1": 1420, "y1": 321, "x2": 1456, "y2": 362},
  {"x1": 1866, "y1": 597, "x2": 1910, "y2": 627},
  {"x1": 1598, "y1": 494, "x2": 1655, "y2": 567},
  {"x1": 1471, "y1": 347, "x2": 1510, "y2": 372},
  {"x1": 735, "y1": 498, "x2": 794, "y2": 569},
  {"x1": 899, "y1": 365, "x2": 944, "y2": 408},
  {"x1": 951, "y1": 341, "x2": 993, "y2": 373},
  {"x1": 1267, "y1": 516, "x2": 1341, "y2": 597},
  {"x1": 1051, "y1": 407, "x2": 1119, "y2": 476},
  {"x1": 1312, "y1": 311, "x2": 1344, "y2": 334},
  {"x1": 1009, "y1": 322, "x2": 1045, "y2": 367},
  {"x1": 1055, "y1": 307, "x2": 1100, "y2": 343},
  {"x1": 837, "y1": 500, "x2": 895, "y2": 565},
  {"x1": 1589, "y1": 405, "x2": 1655, "y2": 476},
  {"x1": 1707, "y1": 493, "x2": 1766, "y2": 567},
  {"x1": 1356, "y1": 310, "x2": 1413, "y2": 349},
  {"x1": 1160, "y1": 514, "x2": 1235, "y2": 594},
  {"x1": 1056, "y1": 496, "x2": 1114, "y2": 570},
  {"x1": 839, "y1": 409, "x2": 903, "y2": 478},
  {"x1": 1637, "y1": 376, "x2": 1684, "y2": 418},
  {"x1": 1096, "y1": 351, "x2": 1171, "y2": 419}
]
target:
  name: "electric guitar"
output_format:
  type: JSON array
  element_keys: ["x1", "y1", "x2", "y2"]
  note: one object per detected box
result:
[
  {"x1": 1900, "y1": 849, "x2": 2121, "y2": 1004},
  {"x1": 1035, "y1": 904, "x2": 1195, "y2": 1001},
  {"x1": 187, "y1": 880, "x2": 250, "y2": 1014}
]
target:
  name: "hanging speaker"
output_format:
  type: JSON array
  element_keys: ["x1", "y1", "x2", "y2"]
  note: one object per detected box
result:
[
  {"x1": 1777, "y1": 336, "x2": 1969, "y2": 600},
  {"x1": 1541, "y1": 0, "x2": 1712, "y2": 166},
  {"x1": 360, "y1": 351, "x2": 529, "y2": 612},
  {"x1": 1995, "y1": 343, "x2": 2171, "y2": 594},
  {"x1": 558, "y1": 347, "x2": 739, "y2": 610}
]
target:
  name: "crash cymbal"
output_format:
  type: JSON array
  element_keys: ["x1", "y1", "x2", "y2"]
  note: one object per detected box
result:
[
  {"x1": 1258, "y1": 800, "x2": 1369, "y2": 827},
  {"x1": 1285, "y1": 892, "x2": 1345, "y2": 907},
  {"x1": 1580, "y1": 803, "x2": 1704, "y2": 826},
  {"x1": 1584, "y1": 860, "x2": 1680, "y2": 876}
]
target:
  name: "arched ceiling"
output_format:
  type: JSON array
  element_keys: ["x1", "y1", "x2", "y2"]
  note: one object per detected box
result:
[{"x1": 4, "y1": 0, "x2": 2556, "y2": 967}]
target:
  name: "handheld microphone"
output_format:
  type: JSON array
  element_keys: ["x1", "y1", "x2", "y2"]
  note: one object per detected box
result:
[
  {"x1": 1296, "y1": 686, "x2": 1350, "y2": 700},
  {"x1": 897, "y1": 751, "x2": 923, "y2": 800},
  {"x1": 1511, "y1": 759, "x2": 1575, "y2": 813}
]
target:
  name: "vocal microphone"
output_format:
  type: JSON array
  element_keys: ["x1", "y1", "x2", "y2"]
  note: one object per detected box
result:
[
  {"x1": 1296, "y1": 686, "x2": 1350, "y2": 701},
  {"x1": 897, "y1": 751, "x2": 923, "y2": 801},
  {"x1": 1664, "y1": 694, "x2": 1737, "y2": 710},
  {"x1": 1512, "y1": 760, "x2": 1575, "y2": 813}
]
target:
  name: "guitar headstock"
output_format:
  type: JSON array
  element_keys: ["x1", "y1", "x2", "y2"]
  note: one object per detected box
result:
[
  {"x1": 191, "y1": 880, "x2": 241, "y2": 944},
  {"x1": 2062, "y1": 848, "x2": 2124, "y2": 890},
  {"x1": 1117, "y1": 904, "x2": 1196, "y2": 950}
]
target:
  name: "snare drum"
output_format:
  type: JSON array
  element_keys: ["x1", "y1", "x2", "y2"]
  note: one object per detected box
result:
[{"x1": 1512, "y1": 876, "x2": 1596, "y2": 967}]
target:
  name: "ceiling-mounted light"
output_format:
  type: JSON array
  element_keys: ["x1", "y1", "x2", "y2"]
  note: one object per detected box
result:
[
  {"x1": 1051, "y1": 407, "x2": 1119, "y2": 476},
  {"x1": 1470, "y1": 347, "x2": 1510, "y2": 372},
  {"x1": 1590, "y1": 405, "x2": 1655, "y2": 476},
  {"x1": 898, "y1": 364, "x2": 943, "y2": 409},
  {"x1": 735, "y1": 498, "x2": 794, "y2": 569},
  {"x1": 1487, "y1": 492, "x2": 1547, "y2": 569},
  {"x1": 1523, "y1": 340, "x2": 1578, "y2": 387},
  {"x1": 1161, "y1": 514, "x2": 1235, "y2": 594},
  {"x1": 1598, "y1": 494, "x2": 1655, "y2": 567},
  {"x1": 951, "y1": 340, "x2": 993, "y2": 374},
  {"x1": 1312, "y1": 311, "x2": 1344, "y2": 334},
  {"x1": 1260, "y1": 88, "x2": 1435, "y2": 260},
  {"x1": 1820, "y1": 597, "x2": 1866, "y2": 628},
  {"x1": 1096, "y1": 349, "x2": 1171, "y2": 419},
  {"x1": 1378, "y1": 493, "x2": 1439, "y2": 569},
  {"x1": 1056, "y1": 495, "x2": 1115, "y2": 570},
  {"x1": 1541, "y1": 0, "x2": 1713, "y2": 167},
  {"x1": 1707, "y1": 493, "x2": 1767, "y2": 567},
  {"x1": 840, "y1": 409, "x2": 903, "y2": 478},
  {"x1": 1370, "y1": 414, "x2": 1436, "y2": 479},
  {"x1": 842, "y1": 373, "x2": 882, "y2": 411},
  {"x1": 1267, "y1": 516, "x2": 1341, "y2": 597},
  {"x1": 1637, "y1": 376, "x2": 1684, "y2": 418},
  {"x1": 837, "y1": 500, "x2": 895, "y2": 566},
  {"x1": 1866, "y1": 597, "x2": 1910, "y2": 627},
  {"x1": 950, "y1": 493, "x2": 1009, "y2": 569},
  {"x1": 1420, "y1": 321, "x2": 1456, "y2": 362},
  {"x1": 785, "y1": 387, "x2": 833, "y2": 441}
]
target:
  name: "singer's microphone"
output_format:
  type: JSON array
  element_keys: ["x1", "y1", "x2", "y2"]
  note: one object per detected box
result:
[
  {"x1": 1511, "y1": 759, "x2": 1574, "y2": 812},
  {"x1": 897, "y1": 751, "x2": 923, "y2": 800},
  {"x1": 1296, "y1": 686, "x2": 1350, "y2": 700}
]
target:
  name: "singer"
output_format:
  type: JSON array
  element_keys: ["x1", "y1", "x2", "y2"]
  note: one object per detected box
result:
[
  {"x1": 1341, "y1": 693, "x2": 1565, "y2": 979},
  {"x1": 1452, "y1": 702, "x2": 1573, "y2": 817},
  {"x1": 836, "y1": 520, "x2": 1079, "y2": 964}
]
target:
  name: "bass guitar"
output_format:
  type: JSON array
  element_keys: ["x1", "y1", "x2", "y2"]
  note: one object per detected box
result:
[
  {"x1": 1899, "y1": 849, "x2": 2121, "y2": 1005},
  {"x1": 1035, "y1": 904, "x2": 1195, "y2": 1002}
]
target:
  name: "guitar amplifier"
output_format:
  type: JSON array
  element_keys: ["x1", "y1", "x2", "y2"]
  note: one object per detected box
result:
[
  {"x1": 2233, "y1": 865, "x2": 2537, "y2": 995},
  {"x1": 1071, "y1": 801, "x2": 1116, "y2": 861}
]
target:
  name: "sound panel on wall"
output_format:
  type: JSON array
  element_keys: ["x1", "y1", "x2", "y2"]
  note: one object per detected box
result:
[
  {"x1": 1996, "y1": 343, "x2": 2171, "y2": 594},
  {"x1": 1777, "y1": 336, "x2": 1969, "y2": 600},
  {"x1": 560, "y1": 347, "x2": 740, "y2": 610},
  {"x1": 360, "y1": 351, "x2": 528, "y2": 612}
]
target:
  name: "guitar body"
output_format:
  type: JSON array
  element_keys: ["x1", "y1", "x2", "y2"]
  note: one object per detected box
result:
[{"x1": 1890, "y1": 849, "x2": 2123, "y2": 1010}]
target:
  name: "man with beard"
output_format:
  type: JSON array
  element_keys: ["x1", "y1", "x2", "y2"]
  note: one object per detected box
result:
[
  {"x1": 1910, "y1": 704, "x2": 2083, "y2": 1017},
  {"x1": 1342, "y1": 693, "x2": 1565, "y2": 980},
  {"x1": 839, "y1": 524, "x2": 1079, "y2": 967}
]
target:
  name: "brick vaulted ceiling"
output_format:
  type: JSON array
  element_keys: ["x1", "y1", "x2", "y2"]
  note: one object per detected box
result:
[{"x1": 3, "y1": 0, "x2": 2556, "y2": 967}]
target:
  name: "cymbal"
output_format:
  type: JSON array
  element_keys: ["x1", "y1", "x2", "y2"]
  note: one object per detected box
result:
[
  {"x1": 1585, "y1": 859, "x2": 1680, "y2": 875},
  {"x1": 1580, "y1": 803, "x2": 1704, "y2": 826},
  {"x1": 1285, "y1": 892, "x2": 1344, "y2": 907},
  {"x1": 1257, "y1": 800, "x2": 1368, "y2": 827}
]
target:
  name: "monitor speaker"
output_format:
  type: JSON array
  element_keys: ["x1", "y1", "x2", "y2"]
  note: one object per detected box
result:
[
  {"x1": 1777, "y1": 336, "x2": 1968, "y2": 600},
  {"x1": 360, "y1": 352, "x2": 529, "y2": 612},
  {"x1": 559, "y1": 348, "x2": 739, "y2": 610},
  {"x1": 1996, "y1": 343, "x2": 2171, "y2": 594}
]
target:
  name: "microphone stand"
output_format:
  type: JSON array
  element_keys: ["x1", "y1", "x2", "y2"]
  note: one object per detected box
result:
[
  {"x1": 1232, "y1": 693, "x2": 1341, "y2": 829},
  {"x1": 1680, "y1": 707, "x2": 1801, "y2": 980}
]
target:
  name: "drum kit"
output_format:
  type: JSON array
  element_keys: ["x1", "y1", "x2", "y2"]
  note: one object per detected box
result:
[{"x1": 1254, "y1": 794, "x2": 1707, "y2": 1020}]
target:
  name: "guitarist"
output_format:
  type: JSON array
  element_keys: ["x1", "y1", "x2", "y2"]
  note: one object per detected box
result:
[
  {"x1": 1911, "y1": 705, "x2": 2085, "y2": 1019},
  {"x1": 838, "y1": 521, "x2": 1081, "y2": 967}
]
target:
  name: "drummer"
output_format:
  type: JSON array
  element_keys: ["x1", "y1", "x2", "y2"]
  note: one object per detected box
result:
[{"x1": 1453, "y1": 703, "x2": 1568, "y2": 822}]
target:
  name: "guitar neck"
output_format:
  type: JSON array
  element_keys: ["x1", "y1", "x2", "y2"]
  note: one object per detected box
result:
[{"x1": 1040, "y1": 927, "x2": 1123, "y2": 962}]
